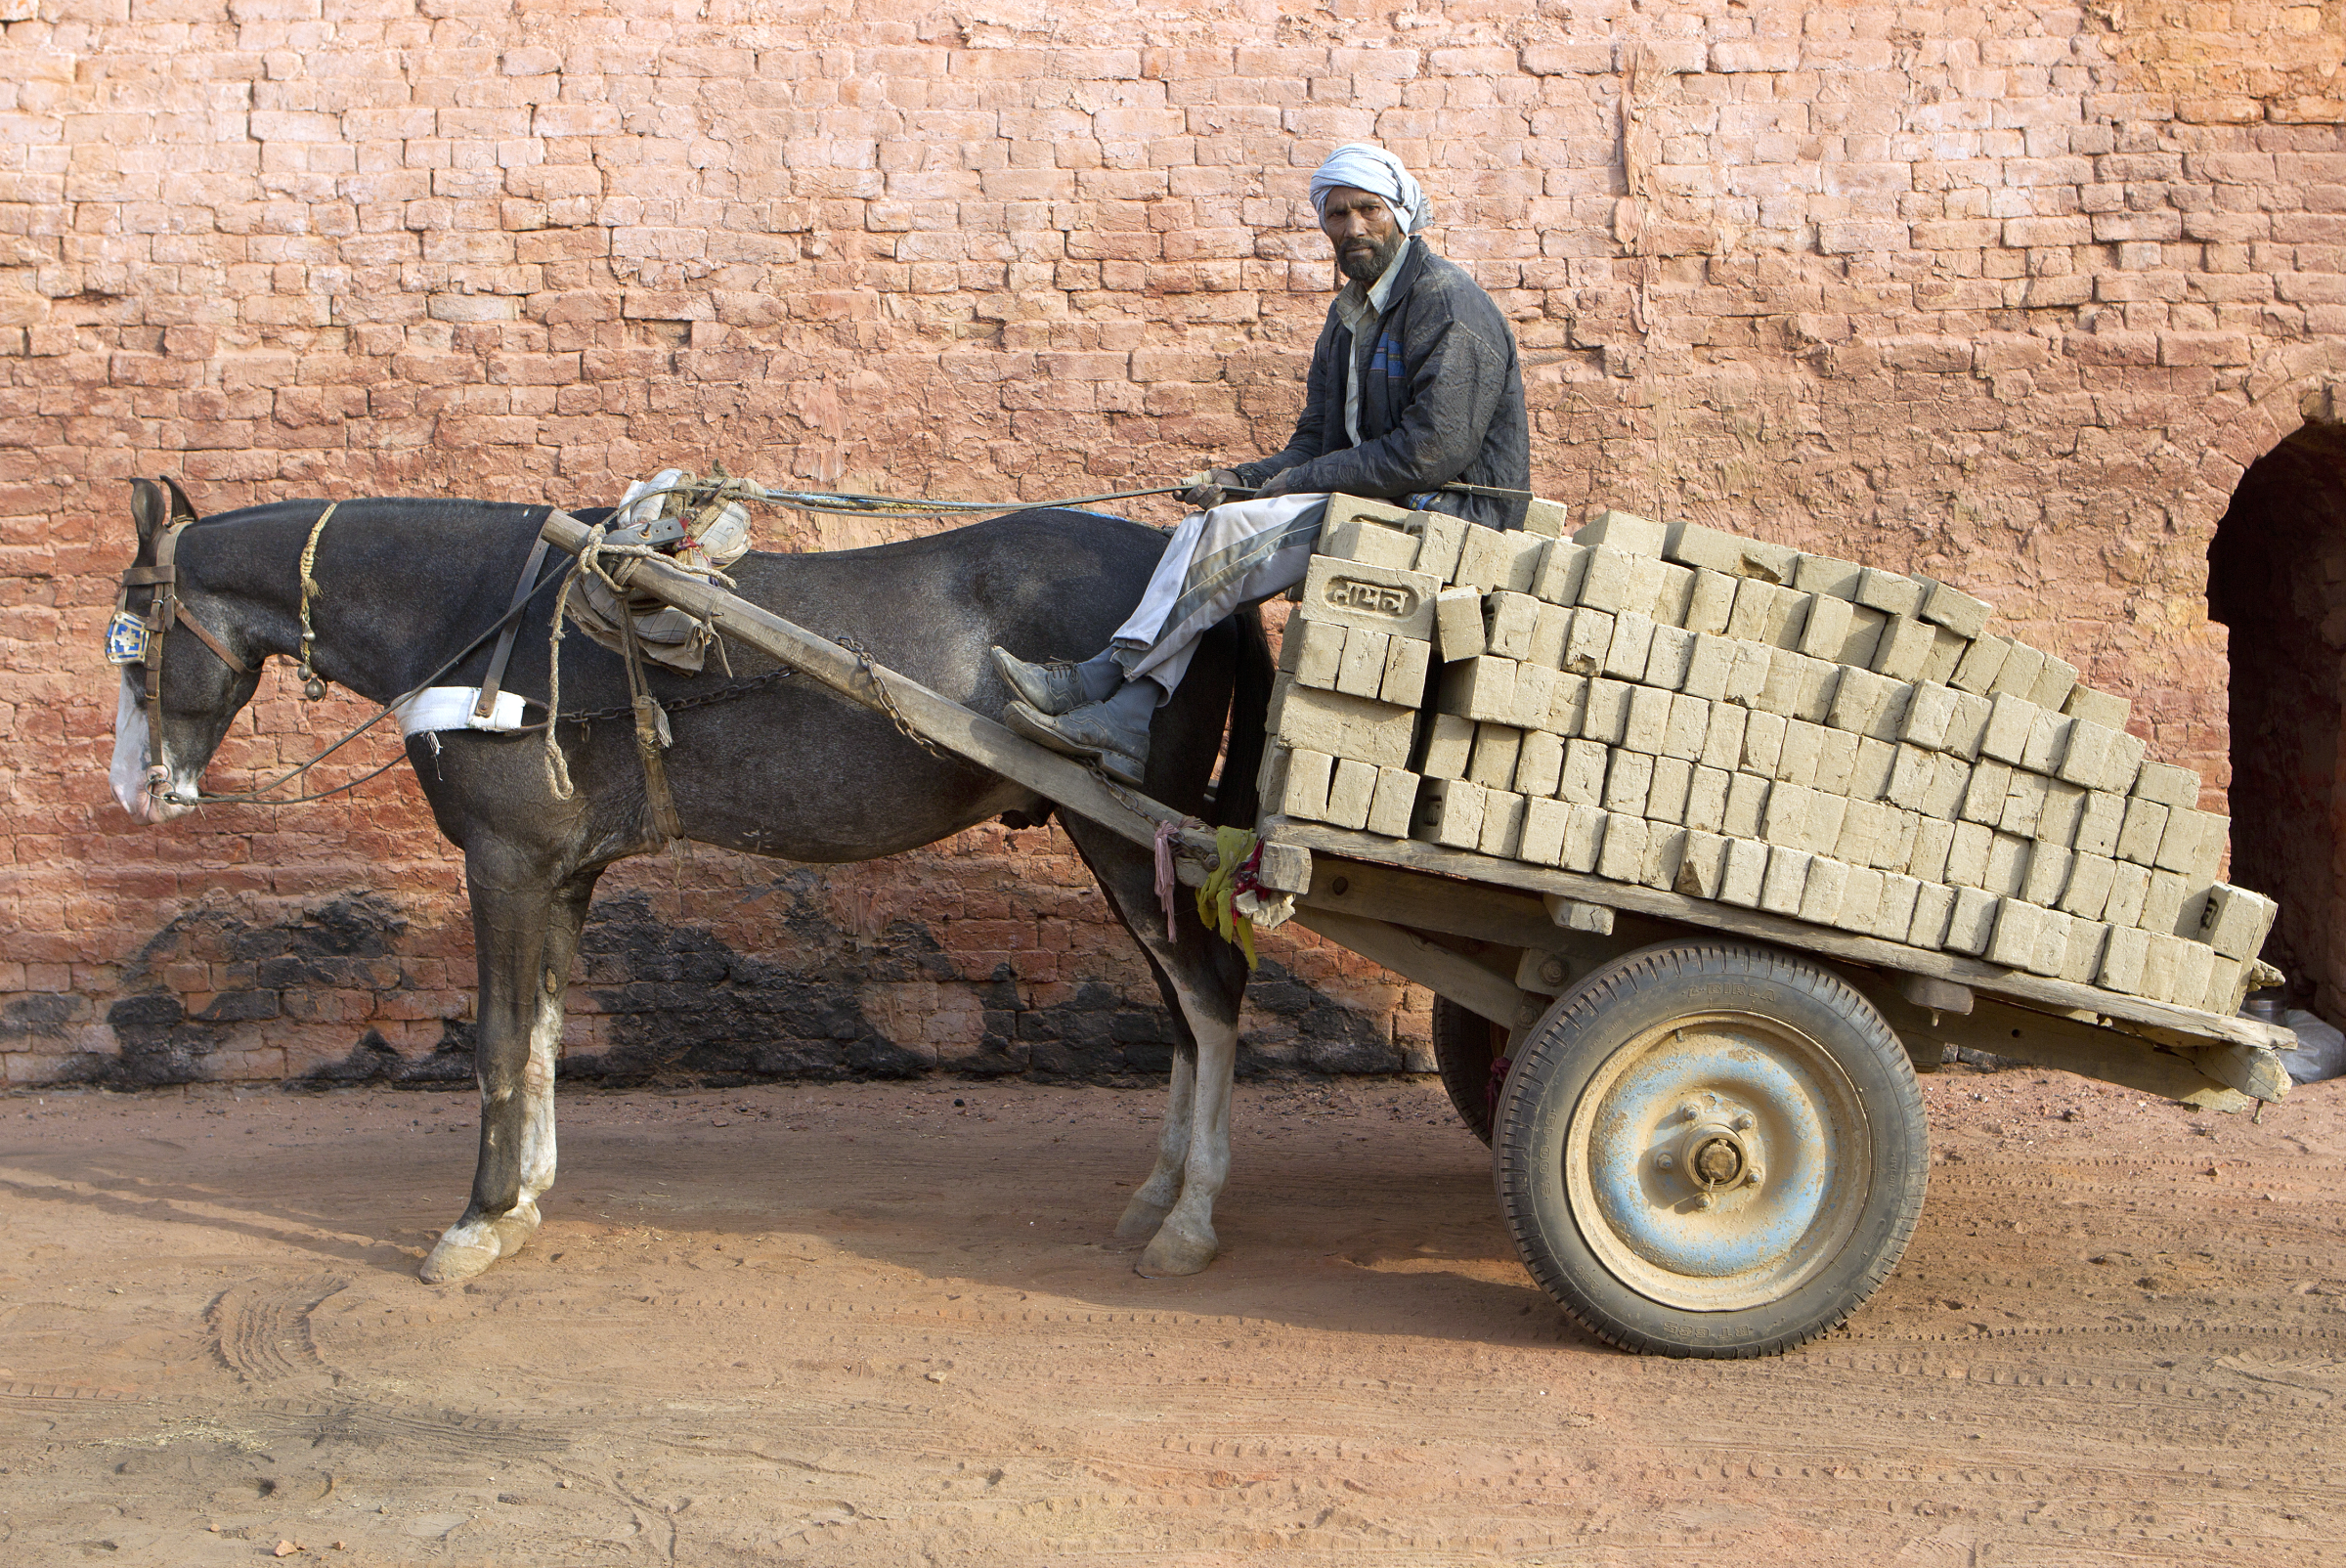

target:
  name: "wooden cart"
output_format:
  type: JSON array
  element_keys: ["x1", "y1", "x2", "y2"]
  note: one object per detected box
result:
[{"x1": 542, "y1": 511, "x2": 2297, "y2": 1358}]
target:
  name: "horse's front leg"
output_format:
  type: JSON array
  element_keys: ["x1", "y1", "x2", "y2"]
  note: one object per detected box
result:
[
  {"x1": 420, "y1": 849, "x2": 577, "y2": 1284},
  {"x1": 517, "y1": 870, "x2": 600, "y2": 1210}
]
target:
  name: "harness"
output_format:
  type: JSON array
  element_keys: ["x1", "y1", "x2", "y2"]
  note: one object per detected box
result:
[
  {"x1": 102, "y1": 500, "x2": 719, "y2": 833},
  {"x1": 103, "y1": 501, "x2": 560, "y2": 810}
]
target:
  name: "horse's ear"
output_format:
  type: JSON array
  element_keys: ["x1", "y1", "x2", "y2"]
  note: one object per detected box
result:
[
  {"x1": 161, "y1": 476, "x2": 200, "y2": 524},
  {"x1": 127, "y1": 478, "x2": 168, "y2": 548}
]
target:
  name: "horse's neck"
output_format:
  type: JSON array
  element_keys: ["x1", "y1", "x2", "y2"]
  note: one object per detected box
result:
[{"x1": 197, "y1": 504, "x2": 534, "y2": 704}]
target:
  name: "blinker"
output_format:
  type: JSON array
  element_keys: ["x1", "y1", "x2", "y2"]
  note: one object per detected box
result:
[{"x1": 105, "y1": 609, "x2": 149, "y2": 666}]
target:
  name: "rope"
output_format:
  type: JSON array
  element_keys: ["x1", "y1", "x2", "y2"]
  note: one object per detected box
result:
[
  {"x1": 620, "y1": 474, "x2": 1530, "y2": 524},
  {"x1": 540, "y1": 519, "x2": 676, "y2": 800},
  {"x1": 763, "y1": 485, "x2": 1187, "y2": 519},
  {"x1": 294, "y1": 501, "x2": 337, "y2": 696}
]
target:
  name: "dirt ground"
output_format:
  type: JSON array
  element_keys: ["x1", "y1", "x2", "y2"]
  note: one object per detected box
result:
[{"x1": 1, "y1": 1067, "x2": 2340, "y2": 1567}]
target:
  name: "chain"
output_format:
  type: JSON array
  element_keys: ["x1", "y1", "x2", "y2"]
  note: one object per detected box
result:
[
  {"x1": 836, "y1": 635, "x2": 956, "y2": 762},
  {"x1": 550, "y1": 661, "x2": 795, "y2": 729}
]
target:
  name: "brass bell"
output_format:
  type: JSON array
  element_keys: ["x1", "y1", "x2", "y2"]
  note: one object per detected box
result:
[{"x1": 302, "y1": 673, "x2": 326, "y2": 701}]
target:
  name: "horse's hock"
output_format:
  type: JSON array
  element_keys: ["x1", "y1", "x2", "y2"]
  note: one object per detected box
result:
[{"x1": 11, "y1": 3, "x2": 2346, "y2": 1086}]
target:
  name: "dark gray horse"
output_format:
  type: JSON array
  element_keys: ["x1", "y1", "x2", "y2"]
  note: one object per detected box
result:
[{"x1": 107, "y1": 479, "x2": 1270, "y2": 1283}]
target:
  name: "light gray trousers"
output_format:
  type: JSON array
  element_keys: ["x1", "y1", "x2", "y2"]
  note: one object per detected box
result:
[{"x1": 1109, "y1": 494, "x2": 1328, "y2": 695}]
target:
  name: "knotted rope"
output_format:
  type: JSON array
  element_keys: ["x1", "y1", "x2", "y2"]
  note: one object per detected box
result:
[{"x1": 294, "y1": 501, "x2": 337, "y2": 700}]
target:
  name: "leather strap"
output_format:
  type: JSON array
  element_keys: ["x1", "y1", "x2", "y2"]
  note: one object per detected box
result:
[{"x1": 474, "y1": 528, "x2": 552, "y2": 720}]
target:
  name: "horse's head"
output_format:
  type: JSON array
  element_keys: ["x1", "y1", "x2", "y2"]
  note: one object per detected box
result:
[{"x1": 108, "y1": 478, "x2": 269, "y2": 824}]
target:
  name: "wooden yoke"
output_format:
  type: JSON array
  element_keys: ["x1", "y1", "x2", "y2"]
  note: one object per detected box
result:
[{"x1": 537, "y1": 508, "x2": 1227, "y2": 882}]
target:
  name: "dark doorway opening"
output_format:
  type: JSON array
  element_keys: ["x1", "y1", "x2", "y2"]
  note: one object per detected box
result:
[{"x1": 2206, "y1": 419, "x2": 2346, "y2": 1023}]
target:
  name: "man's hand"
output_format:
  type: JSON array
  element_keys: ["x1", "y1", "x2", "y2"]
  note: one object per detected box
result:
[
  {"x1": 1176, "y1": 468, "x2": 1241, "y2": 510},
  {"x1": 1252, "y1": 466, "x2": 1310, "y2": 500}
]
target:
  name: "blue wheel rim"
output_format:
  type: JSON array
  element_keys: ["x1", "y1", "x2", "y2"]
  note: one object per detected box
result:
[{"x1": 1562, "y1": 1012, "x2": 1871, "y2": 1312}]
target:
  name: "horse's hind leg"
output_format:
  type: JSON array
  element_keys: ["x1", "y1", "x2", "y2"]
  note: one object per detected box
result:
[
  {"x1": 1061, "y1": 821, "x2": 1248, "y2": 1277},
  {"x1": 1113, "y1": 1040, "x2": 1196, "y2": 1244},
  {"x1": 1135, "y1": 990, "x2": 1238, "y2": 1278},
  {"x1": 421, "y1": 850, "x2": 591, "y2": 1284}
]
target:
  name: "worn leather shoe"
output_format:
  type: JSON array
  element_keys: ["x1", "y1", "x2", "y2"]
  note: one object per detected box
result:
[
  {"x1": 991, "y1": 646, "x2": 1089, "y2": 717},
  {"x1": 1002, "y1": 699, "x2": 1149, "y2": 787}
]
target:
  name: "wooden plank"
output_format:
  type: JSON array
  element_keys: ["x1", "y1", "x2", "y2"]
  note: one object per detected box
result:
[
  {"x1": 1268, "y1": 818, "x2": 2293, "y2": 1052},
  {"x1": 1855, "y1": 977, "x2": 2255, "y2": 1111},
  {"x1": 541, "y1": 509, "x2": 1214, "y2": 870},
  {"x1": 1295, "y1": 851, "x2": 1564, "y2": 951},
  {"x1": 1289, "y1": 907, "x2": 1534, "y2": 1026}
]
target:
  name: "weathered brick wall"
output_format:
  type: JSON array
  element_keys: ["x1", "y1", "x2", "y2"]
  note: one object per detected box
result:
[{"x1": 6, "y1": 0, "x2": 2346, "y2": 1085}]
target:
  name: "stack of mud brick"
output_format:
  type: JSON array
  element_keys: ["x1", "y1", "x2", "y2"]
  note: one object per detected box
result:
[{"x1": 1261, "y1": 497, "x2": 2280, "y2": 1019}]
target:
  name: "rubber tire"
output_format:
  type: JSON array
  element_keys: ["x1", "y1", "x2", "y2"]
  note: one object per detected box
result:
[
  {"x1": 1432, "y1": 995, "x2": 1508, "y2": 1147},
  {"x1": 1494, "y1": 939, "x2": 1929, "y2": 1358}
]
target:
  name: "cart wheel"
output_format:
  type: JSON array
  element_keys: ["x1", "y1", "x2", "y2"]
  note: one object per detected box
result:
[
  {"x1": 1432, "y1": 995, "x2": 1509, "y2": 1147},
  {"x1": 1495, "y1": 940, "x2": 1928, "y2": 1358}
]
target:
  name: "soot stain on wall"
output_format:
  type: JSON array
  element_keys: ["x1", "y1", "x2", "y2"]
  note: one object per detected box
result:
[
  {"x1": 92, "y1": 877, "x2": 1393, "y2": 1090},
  {"x1": 89, "y1": 893, "x2": 414, "y2": 1089}
]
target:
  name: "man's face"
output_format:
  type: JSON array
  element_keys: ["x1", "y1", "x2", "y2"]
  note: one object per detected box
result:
[{"x1": 1321, "y1": 184, "x2": 1404, "y2": 283}]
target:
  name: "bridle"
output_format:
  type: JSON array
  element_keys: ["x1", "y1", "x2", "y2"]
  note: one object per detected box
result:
[{"x1": 105, "y1": 505, "x2": 257, "y2": 793}]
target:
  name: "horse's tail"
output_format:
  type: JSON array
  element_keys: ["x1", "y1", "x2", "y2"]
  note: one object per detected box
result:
[{"x1": 1211, "y1": 609, "x2": 1274, "y2": 831}]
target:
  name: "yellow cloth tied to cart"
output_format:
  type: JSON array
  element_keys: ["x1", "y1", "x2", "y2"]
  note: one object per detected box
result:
[{"x1": 1195, "y1": 826, "x2": 1261, "y2": 969}]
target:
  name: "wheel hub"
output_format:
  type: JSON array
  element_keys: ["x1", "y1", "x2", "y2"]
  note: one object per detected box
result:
[
  {"x1": 1655, "y1": 1094, "x2": 1762, "y2": 1194},
  {"x1": 1689, "y1": 1130, "x2": 1745, "y2": 1188}
]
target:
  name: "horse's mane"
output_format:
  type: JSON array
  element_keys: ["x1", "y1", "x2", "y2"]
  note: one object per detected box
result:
[{"x1": 190, "y1": 496, "x2": 544, "y2": 525}]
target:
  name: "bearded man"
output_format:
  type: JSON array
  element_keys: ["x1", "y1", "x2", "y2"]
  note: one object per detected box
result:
[{"x1": 994, "y1": 144, "x2": 1531, "y2": 786}]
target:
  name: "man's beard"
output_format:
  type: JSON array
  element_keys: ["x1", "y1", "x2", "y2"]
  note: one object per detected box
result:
[{"x1": 1338, "y1": 228, "x2": 1404, "y2": 283}]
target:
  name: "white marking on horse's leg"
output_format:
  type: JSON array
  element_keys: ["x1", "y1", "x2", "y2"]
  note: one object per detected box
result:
[
  {"x1": 1114, "y1": 1045, "x2": 1195, "y2": 1242},
  {"x1": 516, "y1": 989, "x2": 561, "y2": 1204},
  {"x1": 1137, "y1": 983, "x2": 1238, "y2": 1279},
  {"x1": 419, "y1": 1199, "x2": 543, "y2": 1285}
]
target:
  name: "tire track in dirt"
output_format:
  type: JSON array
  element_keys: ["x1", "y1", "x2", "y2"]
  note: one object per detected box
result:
[{"x1": 206, "y1": 1274, "x2": 348, "y2": 1384}]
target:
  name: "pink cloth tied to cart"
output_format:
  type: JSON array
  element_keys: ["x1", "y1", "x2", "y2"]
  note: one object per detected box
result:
[{"x1": 1152, "y1": 819, "x2": 1181, "y2": 942}]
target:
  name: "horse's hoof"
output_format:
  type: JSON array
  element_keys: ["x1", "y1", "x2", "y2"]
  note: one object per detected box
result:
[
  {"x1": 1135, "y1": 1221, "x2": 1216, "y2": 1278},
  {"x1": 417, "y1": 1203, "x2": 540, "y2": 1285},
  {"x1": 1112, "y1": 1193, "x2": 1174, "y2": 1244},
  {"x1": 418, "y1": 1233, "x2": 497, "y2": 1285}
]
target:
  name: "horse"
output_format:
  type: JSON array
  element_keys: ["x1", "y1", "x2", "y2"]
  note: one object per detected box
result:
[{"x1": 105, "y1": 477, "x2": 1271, "y2": 1284}]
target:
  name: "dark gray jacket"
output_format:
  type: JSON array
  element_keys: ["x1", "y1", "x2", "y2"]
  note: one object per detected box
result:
[{"x1": 1234, "y1": 241, "x2": 1531, "y2": 530}]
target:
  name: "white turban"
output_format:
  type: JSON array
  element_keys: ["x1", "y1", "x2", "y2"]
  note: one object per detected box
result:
[{"x1": 1309, "y1": 144, "x2": 1431, "y2": 236}]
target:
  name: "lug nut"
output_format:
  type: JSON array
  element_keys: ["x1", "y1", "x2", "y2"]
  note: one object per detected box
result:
[
  {"x1": 1693, "y1": 1193, "x2": 1714, "y2": 1210},
  {"x1": 1655, "y1": 1152, "x2": 1674, "y2": 1171},
  {"x1": 1731, "y1": 1111, "x2": 1755, "y2": 1131},
  {"x1": 1746, "y1": 1164, "x2": 1765, "y2": 1188}
]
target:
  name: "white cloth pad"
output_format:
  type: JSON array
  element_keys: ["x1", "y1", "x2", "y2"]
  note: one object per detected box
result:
[{"x1": 394, "y1": 686, "x2": 529, "y2": 737}]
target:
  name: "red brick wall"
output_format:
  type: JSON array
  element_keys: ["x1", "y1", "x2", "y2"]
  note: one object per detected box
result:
[{"x1": 6, "y1": 0, "x2": 2346, "y2": 1084}]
